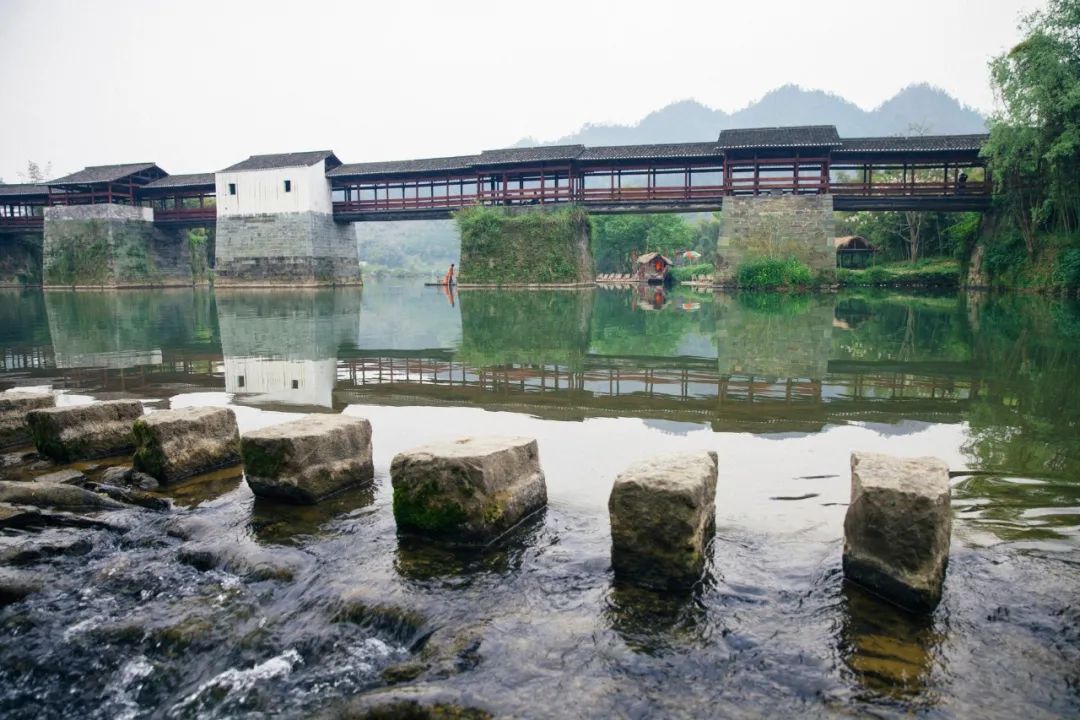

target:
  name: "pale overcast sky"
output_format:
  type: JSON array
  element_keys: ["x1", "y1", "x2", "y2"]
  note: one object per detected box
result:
[{"x1": 0, "y1": 0, "x2": 1042, "y2": 181}]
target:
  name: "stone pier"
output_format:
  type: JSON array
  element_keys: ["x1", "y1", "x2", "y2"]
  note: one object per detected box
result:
[
  {"x1": 42, "y1": 204, "x2": 200, "y2": 288},
  {"x1": 714, "y1": 194, "x2": 836, "y2": 285},
  {"x1": 214, "y1": 212, "x2": 360, "y2": 286}
]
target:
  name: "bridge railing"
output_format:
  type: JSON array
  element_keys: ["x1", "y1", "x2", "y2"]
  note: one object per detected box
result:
[
  {"x1": 153, "y1": 207, "x2": 217, "y2": 224},
  {"x1": 578, "y1": 184, "x2": 726, "y2": 203},
  {"x1": 829, "y1": 179, "x2": 992, "y2": 197},
  {"x1": 0, "y1": 215, "x2": 44, "y2": 231}
]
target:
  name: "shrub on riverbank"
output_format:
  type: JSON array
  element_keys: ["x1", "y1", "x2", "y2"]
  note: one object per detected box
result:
[
  {"x1": 735, "y1": 258, "x2": 814, "y2": 289},
  {"x1": 670, "y1": 263, "x2": 714, "y2": 283}
]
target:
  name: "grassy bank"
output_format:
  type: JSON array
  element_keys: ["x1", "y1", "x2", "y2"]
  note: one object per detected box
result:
[
  {"x1": 837, "y1": 259, "x2": 961, "y2": 288},
  {"x1": 674, "y1": 257, "x2": 963, "y2": 290}
]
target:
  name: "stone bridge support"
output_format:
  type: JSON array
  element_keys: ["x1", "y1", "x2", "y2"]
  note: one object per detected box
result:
[
  {"x1": 714, "y1": 194, "x2": 836, "y2": 285},
  {"x1": 42, "y1": 204, "x2": 202, "y2": 289},
  {"x1": 214, "y1": 213, "x2": 358, "y2": 287}
]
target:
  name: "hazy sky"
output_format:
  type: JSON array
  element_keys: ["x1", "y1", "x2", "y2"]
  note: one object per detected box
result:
[{"x1": 0, "y1": 0, "x2": 1043, "y2": 181}]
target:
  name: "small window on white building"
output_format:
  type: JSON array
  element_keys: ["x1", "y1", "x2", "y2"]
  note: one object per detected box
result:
[
  {"x1": 228, "y1": 183, "x2": 237, "y2": 195},
  {"x1": 237, "y1": 375, "x2": 245, "y2": 387},
  {"x1": 291, "y1": 379, "x2": 299, "y2": 389},
  {"x1": 284, "y1": 180, "x2": 292, "y2": 193}
]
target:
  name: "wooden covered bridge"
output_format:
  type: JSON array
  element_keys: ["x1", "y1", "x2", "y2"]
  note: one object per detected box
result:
[{"x1": 0, "y1": 125, "x2": 990, "y2": 232}]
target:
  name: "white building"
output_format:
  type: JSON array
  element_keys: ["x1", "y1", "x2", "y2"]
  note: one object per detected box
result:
[
  {"x1": 212, "y1": 150, "x2": 361, "y2": 286},
  {"x1": 215, "y1": 150, "x2": 340, "y2": 216}
]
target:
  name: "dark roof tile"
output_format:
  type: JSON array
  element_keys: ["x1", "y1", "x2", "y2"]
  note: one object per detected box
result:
[
  {"x1": 578, "y1": 142, "x2": 720, "y2": 162},
  {"x1": 0, "y1": 183, "x2": 51, "y2": 198},
  {"x1": 476, "y1": 145, "x2": 584, "y2": 166},
  {"x1": 836, "y1": 134, "x2": 989, "y2": 153},
  {"x1": 221, "y1": 151, "x2": 339, "y2": 172},
  {"x1": 717, "y1": 125, "x2": 841, "y2": 149},
  {"x1": 329, "y1": 155, "x2": 479, "y2": 178},
  {"x1": 141, "y1": 173, "x2": 216, "y2": 191},
  {"x1": 49, "y1": 163, "x2": 164, "y2": 186}
]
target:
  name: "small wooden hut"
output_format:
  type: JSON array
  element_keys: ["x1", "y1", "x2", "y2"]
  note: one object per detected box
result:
[
  {"x1": 834, "y1": 235, "x2": 876, "y2": 268},
  {"x1": 635, "y1": 252, "x2": 672, "y2": 284}
]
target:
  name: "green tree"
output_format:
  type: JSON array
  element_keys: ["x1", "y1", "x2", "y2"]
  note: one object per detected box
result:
[
  {"x1": 590, "y1": 214, "x2": 694, "y2": 273},
  {"x1": 984, "y1": 0, "x2": 1080, "y2": 256}
]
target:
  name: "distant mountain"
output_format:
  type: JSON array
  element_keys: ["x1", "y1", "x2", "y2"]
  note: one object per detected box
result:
[{"x1": 516, "y1": 84, "x2": 986, "y2": 147}]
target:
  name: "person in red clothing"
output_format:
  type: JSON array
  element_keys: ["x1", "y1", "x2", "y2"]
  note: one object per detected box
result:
[{"x1": 444, "y1": 263, "x2": 455, "y2": 286}]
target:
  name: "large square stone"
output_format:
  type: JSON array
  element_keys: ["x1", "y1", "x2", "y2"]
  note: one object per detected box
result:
[
  {"x1": 390, "y1": 436, "x2": 547, "y2": 543},
  {"x1": 609, "y1": 451, "x2": 718, "y2": 590},
  {"x1": 241, "y1": 414, "x2": 373, "y2": 504},
  {"x1": 843, "y1": 452, "x2": 952, "y2": 612},
  {"x1": 0, "y1": 391, "x2": 55, "y2": 448},
  {"x1": 133, "y1": 406, "x2": 241, "y2": 483},
  {"x1": 26, "y1": 400, "x2": 143, "y2": 461}
]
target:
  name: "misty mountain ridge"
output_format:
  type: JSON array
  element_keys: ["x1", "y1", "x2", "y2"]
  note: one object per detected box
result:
[{"x1": 516, "y1": 84, "x2": 987, "y2": 147}]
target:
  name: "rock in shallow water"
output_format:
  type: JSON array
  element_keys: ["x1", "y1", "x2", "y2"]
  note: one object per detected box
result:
[
  {"x1": 33, "y1": 469, "x2": 87, "y2": 486},
  {"x1": 0, "y1": 391, "x2": 54, "y2": 449},
  {"x1": 26, "y1": 400, "x2": 143, "y2": 462},
  {"x1": 241, "y1": 414, "x2": 374, "y2": 504},
  {"x1": 390, "y1": 436, "x2": 547, "y2": 544},
  {"x1": 0, "y1": 480, "x2": 126, "y2": 510},
  {"x1": 608, "y1": 450, "x2": 718, "y2": 590},
  {"x1": 133, "y1": 406, "x2": 241, "y2": 483},
  {"x1": 843, "y1": 451, "x2": 952, "y2": 612}
]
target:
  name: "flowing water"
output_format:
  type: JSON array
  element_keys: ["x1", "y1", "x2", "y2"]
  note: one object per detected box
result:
[{"x1": 0, "y1": 282, "x2": 1078, "y2": 718}]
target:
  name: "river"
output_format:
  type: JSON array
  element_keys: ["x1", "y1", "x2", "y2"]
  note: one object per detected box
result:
[{"x1": 0, "y1": 282, "x2": 1077, "y2": 718}]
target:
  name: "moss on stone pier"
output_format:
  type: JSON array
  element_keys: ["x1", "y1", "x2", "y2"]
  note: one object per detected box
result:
[{"x1": 455, "y1": 205, "x2": 594, "y2": 285}]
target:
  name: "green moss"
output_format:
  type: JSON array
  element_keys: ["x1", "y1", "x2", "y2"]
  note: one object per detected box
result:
[
  {"x1": 240, "y1": 441, "x2": 287, "y2": 478},
  {"x1": 454, "y1": 205, "x2": 591, "y2": 284},
  {"x1": 392, "y1": 482, "x2": 468, "y2": 534},
  {"x1": 45, "y1": 220, "x2": 111, "y2": 286},
  {"x1": 131, "y1": 419, "x2": 165, "y2": 478}
]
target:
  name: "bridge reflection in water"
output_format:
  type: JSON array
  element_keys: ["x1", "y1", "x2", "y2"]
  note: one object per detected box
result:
[
  {"x1": 0, "y1": 285, "x2": 1012, "y2": 434},
  {"x1": 4, "y1": 282, "x2": 1080, "y2": 542}
]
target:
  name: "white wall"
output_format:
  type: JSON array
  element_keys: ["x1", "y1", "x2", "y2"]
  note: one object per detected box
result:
[
  {"x1": 224, "y1": 357, "x2": 335, "y2": 408},
  {"x1": 215, "y1": 161, "x2": 333, "y2": 217}
]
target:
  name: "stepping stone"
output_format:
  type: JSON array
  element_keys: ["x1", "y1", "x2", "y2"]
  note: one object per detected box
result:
[
  {"x1": 0, "y1": 391, "x2": 54, "y2": 449},
  {"x1": 843, "y1": 452, "x2": 951, "y2": 612},
  {"x1": 242, "y1": 414, "x2": 373, "y2": 504},
  {"x1": 26, "y1": 400, "x2": 143, "y2": 462},
  {"x1": 391, "y1": 436, "x2": 547, "y2": 543},
  {"x1": 133, "y1": 406, "x2": 241, "y2": 483},
  {"x1": 609, "y1": 451, "x2": 718, "y2": 590}
]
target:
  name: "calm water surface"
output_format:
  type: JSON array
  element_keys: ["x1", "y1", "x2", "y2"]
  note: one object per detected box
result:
[{"x1": 0, "y1": 282, "x2": 1077, "y2": 718}]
